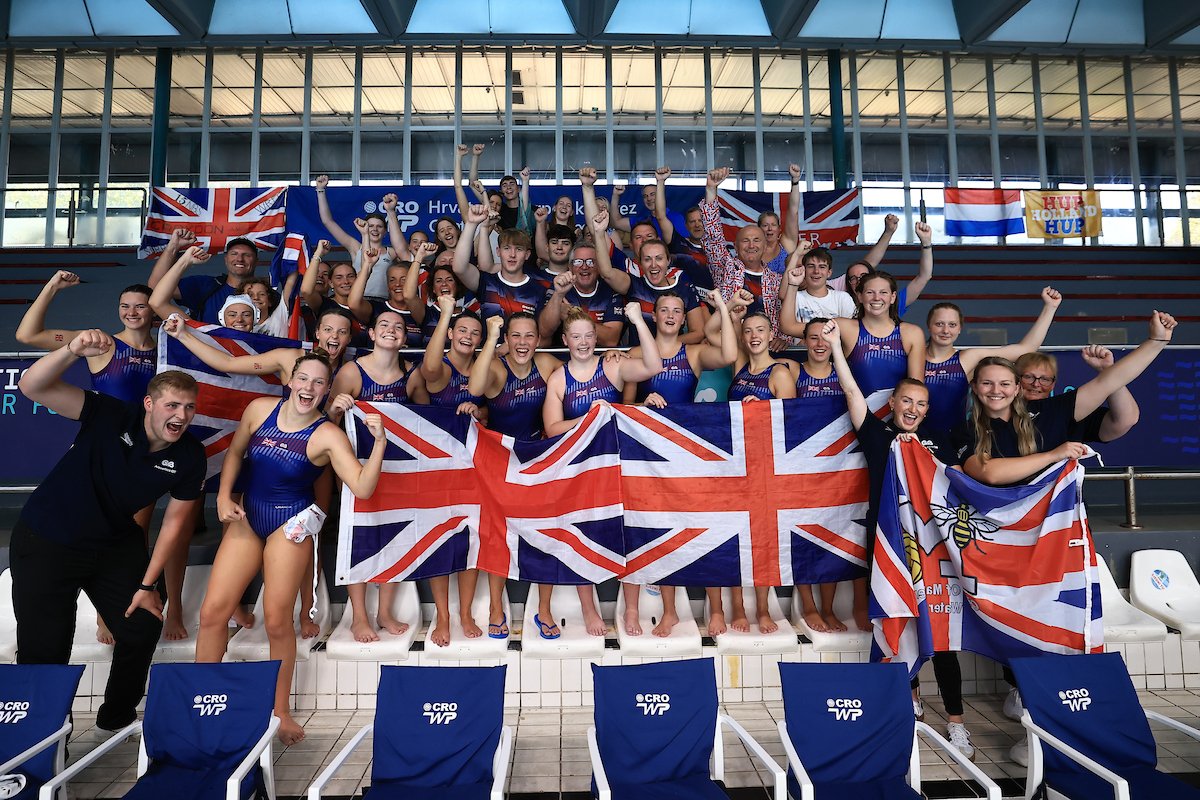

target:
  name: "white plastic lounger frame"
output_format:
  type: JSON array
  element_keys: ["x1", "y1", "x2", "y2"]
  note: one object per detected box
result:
[
  {"x1": 39, "y1": 716, "x2": 280, "y2": 800},
  {"x1": 0, "y1": 719, "x2": 72, "y2": 800}
]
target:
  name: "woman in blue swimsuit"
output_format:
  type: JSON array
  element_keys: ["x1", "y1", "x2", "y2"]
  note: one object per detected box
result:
[
  {"x1": 836, "y1": 271, "x2": 925, "y2": 396},
  {"x1": 196, "y1": 351, "x2": 386, "y2": 747}
]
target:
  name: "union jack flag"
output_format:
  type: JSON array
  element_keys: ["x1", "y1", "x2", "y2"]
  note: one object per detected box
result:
[
  {"x1": 615, "y1": 393, "x2": 884, "y2": 587},
  {"x1": 138, "y1": 187, "x2": 288, "y2": 259},
  {"x1": 157, "y1": 319, "x2": 297, "y2": 483},
  {"x1": 337, "y1": 403, "x2": 626, "y2": 585},
  {"x1": 871, "y1": 439, "x2": 1104, "y2": 678},
  {"x1": 716, "y1": 187, "x2": 861, "y2": 249},
  {"x1": 270, "y1": 232, "x2": 310, "y2": 339}
]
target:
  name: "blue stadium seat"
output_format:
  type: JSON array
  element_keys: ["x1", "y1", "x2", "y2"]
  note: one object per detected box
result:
[
  {"x1": 0, "y1": 664, "x2": 84, "y2": 800},
  {"x1": 41, "y1": 660, "x2": 281, "y2": 800},
  {"x1": 1011, "y1": 652, "x2": 1200, "y2": 800},
  {"x1": 588, "y1": 657, "x2": 784, "y2": 800},
  {"x1": 306, "y1": 664, "x2": 512, "y2": 799},
  {"x1": 778, "y1": 662, "x2": 999, "y2": 800}
]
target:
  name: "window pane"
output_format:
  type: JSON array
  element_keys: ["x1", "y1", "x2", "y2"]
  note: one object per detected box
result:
[
  {"x1": 1040, "y1": 57, "x2": 1081, "y2": 129},
  {"x1": 660, "y1": 52, "x2": 706, "y2": 126},
  {"x1": 410, "y1": 49, "x2": 455, "y2": 126},
  {"x1": 950, "y1": 57, "x2": 989, "y2": 130},
  {"x1": 314, "y1": 49, "x2": 360, "y2": 126},
  {"x1": 610, "y1": 51, "x2": 656, "y2": 124},
  {"x1": 903, "y1": 55, "x2": 946, "y2": 129},
  {"x1": 759, "y1": 53, "x2": 804, "y2": 127},
  {"x1": 11, "y1": 52, "x2": 59, "y2": 128},
  {"x1": 855, "y1": 54, "x2": 899, "y2": 129},
  {"x1": 210, "y1": 52, "x2": 256, "y2": 127},
  {"x1": 992, "y1": 59, "x2": 1034, "y2": 130},
  {"x1": 561, "y1": 49, "x2": 607, "y2": 126},
  {"x1": 171, "y1": 50, "x2": 208, "y2": 126},
  {"x1": 709, "y1": 52, "x2": 754, "y2": 126},
  {"x1": 261, "y1": 52, "x2": 304, "y2": 127},
  {"x1": 461, "y1": 51, "x2": 504, "y2": 125}
]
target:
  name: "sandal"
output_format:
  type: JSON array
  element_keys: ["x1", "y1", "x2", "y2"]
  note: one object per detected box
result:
[
  {"x1": 487, "y1": 612, "x2": 509, "y2": 640},
  {"x1": 534, "y1": 613, "x2": 561, "y2": 640}
]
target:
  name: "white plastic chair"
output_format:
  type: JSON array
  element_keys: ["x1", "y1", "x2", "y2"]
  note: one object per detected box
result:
[
  {"x1": 324, "y1": 582, "x2": 421, "y2": 660},
  {"x1": 226, "y1": 570, "x2": 331, "y2": 662},
  {"x1": 521, "y1": 583, "x2": 606, "y2": 660},
  {"x1": 1128, "y1": 549, "x2": 1200, "y2": 639},
  {"x1": 703, "y1": 588, "x2": 798, "y2": 655},
  {"x1": 1096, "y1": 557, "x2": 1167, "y2": 643},
  {"x1": 791, "y1": 580, "x2": 874, "y2": 653},
  {"x1": 615, "y1": 585, "x2": 702, "y2": 658}
]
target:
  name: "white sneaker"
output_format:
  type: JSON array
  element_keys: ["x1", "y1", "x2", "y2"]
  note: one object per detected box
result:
[
  {"x1": 1010, "y1": 739, "x2": 1029, "y2": 767},
  {"x1": 1003, "y1": 687, "x2": 1024, "y2": 721},
  {"x1": 946, "y1": 722, "x2": 975, "y2": 761},
  {"x1": 0, "y1": 774, "x2": 26, "y2": 800},
  {"x1": 913, "y1": 697, "x2": 925, "y2": 721}
]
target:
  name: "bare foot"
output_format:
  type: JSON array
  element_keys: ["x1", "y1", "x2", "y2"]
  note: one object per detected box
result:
[
  {"x1": 802, "y1": 610, "x2": 830, "y2": 633},
  {"x1": 277, "y1": 714, "x2": 305, "y2": 746},
  {"x1": 377, "y1": 612, "x2": 409, "y2": 636},
  {"x1": 96, "y1": 617, "x2": 114, "y2": 646},
  {"x1": 823, "y1": 612, "x2": 848, "y2": 632},
  {"x1": 757, "y1": 612, "x2": 779, "y2": 634},
  {"x1": 730, "y1": 611, "x2": 751, "y2": 633},
  {"x1": 352, "y1": 616, "x2": 380, "y2": 643},
  {"x1": 300, "y1": 618, "x2": 320, "y2": 639},
  {"x1": 232, "y1": 606, "x2": 255, "y2": 629},
  {"x1": 623, "y1": 607, "x2": 643, "y2": 636},
  {"x1": 461, "y1": 613, "x2": 482, "y2": 639},
  {"x1": 708, "y1": 611, "x2": 728, "y2": 636},
  {"x1": 431, "y1": 614, "x2": 451, "y2": 647},
  {"x1": 582, "y1": 607, "x2": 607, "y2": 637},
  {"x1": 652, "y1": 610, "x2": 679, "y2": 638},
  {"x1": 163, "y1": 612, "x2": 189, "y2": 641},
  {"x1": 853, "y1": 606, "x2": 872, "y2": 633}
]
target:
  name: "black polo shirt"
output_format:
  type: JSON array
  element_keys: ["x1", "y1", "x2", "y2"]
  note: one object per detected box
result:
[
  {"x1": 951, "y1": 391, "x2": 1079, "y2": 464},
  {"x1": 858, "y1": 413, "x2": 958, "y2": 536},
  {"x1": 20, "y1": 392, "x2": 205, "y2": 548}
]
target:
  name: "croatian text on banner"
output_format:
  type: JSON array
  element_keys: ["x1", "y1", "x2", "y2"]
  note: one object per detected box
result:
[
  {"x1": 336, "y1": 395, "x2": 883, "y2": 587},
  {"x1": 1023, "y1": 190, "x2": 1102, "y2": 238},
  {"x1": 870, "y1": 439, "x2": 1103, "y2": 678}
]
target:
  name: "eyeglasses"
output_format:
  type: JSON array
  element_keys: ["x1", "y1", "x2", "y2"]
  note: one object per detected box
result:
[
  {"x1": 1020, "y1": 374, "x2": 1056, "y2": 385},
  {"x1": 570, "y1": 258, "x2": 596, "y2": 267}
]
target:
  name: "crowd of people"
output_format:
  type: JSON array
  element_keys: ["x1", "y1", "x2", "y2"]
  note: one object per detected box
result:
[{"x1": 9, "y1": 144, "x2": 1178, "y2": 755}]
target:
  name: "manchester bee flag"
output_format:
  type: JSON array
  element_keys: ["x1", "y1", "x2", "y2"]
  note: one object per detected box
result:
[
  {"x1": 871, "y1": 438, "x2": 1103, "y2": 678},
  {"x1": 139, "y1": 186, "x2": 288, "y2": 259},
  {"x1": 337, "y1": 393, "x2": 886, "y2": 587},
  {"x1": 943, "y1": 188, "x2": 1024, "y2": 237}
]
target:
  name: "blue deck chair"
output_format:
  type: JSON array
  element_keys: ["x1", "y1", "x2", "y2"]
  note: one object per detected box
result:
[
  {"x1": 1011, "y1": 652, "x2": 1200, "y2": 800},
  {"x1": 40, "y1": 660, "x2": 281, "y2": 800},
  {"x1": 0, "y1": 664, "x2": 84, "y2": 800},
  {"x1": 778, "y1": 662, "x2": 999, "y2": 800},
  {"x1": 588, "y1": 657, "x2": 785, "y2": 800},
  {"x1": 306, "y1": 664, "x2": 512, "y2": 800}
]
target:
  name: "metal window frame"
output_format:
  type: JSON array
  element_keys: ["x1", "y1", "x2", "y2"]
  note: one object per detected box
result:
[
  {"x1": 96, "y1": 50, "x2": 115, "y2": 243},
  {"x1": 0, "y1": 51, "x2": 13, "y2": 243},
  {"x1": 1169, "y1": 57, "x2": 1191, "y2": 247},
  {"x1": 1123, "y1": 57, "x2": 1145, "y2": 246},
  {"x1": 45, "y1": 50, "x2": 65, "y2": 246}
]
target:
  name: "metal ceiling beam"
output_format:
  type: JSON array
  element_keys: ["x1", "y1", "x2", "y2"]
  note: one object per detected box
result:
[
  {"x1": 0, "y1": 0, "x2": 9, "y2": 40},
  {"x1": 950, "y1": 0, "x2": 1033, "y2": 44},
  {"x1": 561, "y1": 0, "x2": 620, "y2": 40},
  {"x1": 143, "y1": 0, "x2": 215, "y2": 39},
  {"x1": 760, "y1": 0, "x2": 821, "y2": 41},
  {"x1": 357, "y1": 0, "x2": 419, "y2": 39},
  {"x1": 1144, "y1": 0, "x2": 1200, "y2": 47}
]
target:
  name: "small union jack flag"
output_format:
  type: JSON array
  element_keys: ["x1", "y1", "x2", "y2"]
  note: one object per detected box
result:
[
  {"x1": 871, "y1": 439, "x2": 1104, "y2": 678},
  {"x1": 139, "y1": 187, "x2": 288, "y2": 259}
]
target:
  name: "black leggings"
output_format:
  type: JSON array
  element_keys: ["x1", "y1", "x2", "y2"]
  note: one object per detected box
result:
[{"x1": 910, "y1": 651, "x2": 964, "y2": 717}]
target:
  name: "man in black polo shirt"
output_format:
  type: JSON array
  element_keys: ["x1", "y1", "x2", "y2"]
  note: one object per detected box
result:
[{"x1": 13, "y1": 329, "x2": 205, "y2": 730}]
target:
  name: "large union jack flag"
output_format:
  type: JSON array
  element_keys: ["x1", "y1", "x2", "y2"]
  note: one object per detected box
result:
[
  {"x1": 716, "y1": 187, "x2": 861, "y2": 250},
  {"x1": 615, "y1": 393, "x2": 882, "y2": 587},
  {"x1": 338, "y1": 403, "x2": 625, "y2": 585},
  {"x1": 871, "y1": 439, "x2": 1104, "y2": 678},
  {"x1": 138, "y1": 187, "x2": 288, "y2": 259},
  {"x1": 157, "y1": 319, "x2": 297, "y2": 483}
]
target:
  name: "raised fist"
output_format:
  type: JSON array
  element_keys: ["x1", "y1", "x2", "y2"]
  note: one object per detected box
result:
[
  {"x1": 315, "y1": 239, "x2": 332, "y2": 258},
  {"x1": 884, "y1": 213, "x2": 899, "y2": 233},
  {"x1": 315, "y1": 175, "x2": 329, "y2": 189},
  {"x1": 579, "y1": 166, "x2": 597, "y2": 186},
  {"x1": 472, "y1": 143, "x2": 485, "y2": 156},
  {"x1": 788, "y1": 163, "x2": 802, "y2": 181},
  {"x1": 1041, "y1": 286, "x2": 1062, "y2": 309},
  {"x1": 381, "y1": 193, "x2": 398, "y2": 212},
  {"x1": 466, "y1": 203, "x2": 489, "y2": 225},
  {"x1": 456, "y1": 143, "x2": 469, "y2": 157},
  {"x1": 50, "y1": 270, "x2": 80, "y2": 289},
  {"x1": 915, "y1": 221, "x2": 932, "y2": 245},
  {"x1": 707, "y1": 167, "x2": 730, "y2": 187},
  {"x1": 655, "y1": 166, "x2": 671, "y2": 181}
]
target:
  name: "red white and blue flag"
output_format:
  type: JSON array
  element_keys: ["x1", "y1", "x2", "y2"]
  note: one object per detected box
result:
[
  {"x1": 338, "y1": 403, "x2": 625, "y2": 585},
  {"x1": 157, "y1": 319, "x2": 295, "y2": 483},
  {"x1": 716, "y1": 187, "x2": 861, "y2": 249},
  {"x1": 871, "y1": 439, "x2": 1103, "y2": 678},
  {"x1": 337, "y1": 394, "x2": 884, "y2": 587},
  {"x1": 138, "y1": 186, "x2": 288, "y2": 259},
  {"x1": 944, "y1": 188, "x2": 1024, "y2": 237}
]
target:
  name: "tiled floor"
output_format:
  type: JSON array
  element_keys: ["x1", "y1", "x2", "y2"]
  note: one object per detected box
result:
[{"x1": 56, "y1": 689, "x2": 1200, "y2": 799}]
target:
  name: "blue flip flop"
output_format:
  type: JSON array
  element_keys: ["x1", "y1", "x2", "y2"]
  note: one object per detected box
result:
[
  {"x1": 534, "y1": 613, "x2": 561, "y2": 640},
  {"x1": 487, "y1": 612, "x2": 509, "y2": 640}
]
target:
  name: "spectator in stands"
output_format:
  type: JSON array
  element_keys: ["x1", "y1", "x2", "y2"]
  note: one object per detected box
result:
[
  {"x1": 778, "y1": 244, "x2": 855, "y2": 337},
  {"x1": 298, "y1": 240, "x2": 368, "y2": 346},
  {"x1": 923, "y1": 288, "x2": 1062, "y2": 432},
  {"x1": 454, "y1": 204, "x2": 548, "y2": 323},
  {"x1": 15, "y1": 343, "x2": 203, "y2": 732},
  {"x1": 622, "y1": 289, "x2": 737, "y2": 638},
  {"x1": 758, "y1": 163, "x2": 804, "y2": 273},
  {"x1": 533, "y1": 210, "x2": 575, "y2": 285},
  {"x1": 538, "y1": 230, "x2": 625, "y2": 348},
  {"x1": 835, "y1": 270, "x2": 926, "y2": 396},
  {"x1": 412, "y1": 263, "x2": 480, "y2": 341},
  {"x1": 314, "y1": 175, "x2": 404, "y2": 300},
  {"x1": 1015, "y1": 348, "x2": 1140, "y2": 444},
  {"x1": 148, "y1": 230, "x2": 258, "y2": 325},
  {"x1": 347, "y1": 243, "x2": 437, "y2": 348},
  {"x1": 821, "y1": 318, "x2": 974, "y2": 759},
  {"x1": 832, "y1": 217, "x2": 934, "y2": 316},
  {"x1": 600, "y1": 231, "x2": 708, "y2": 344},
  {"x1": 149, "y1": 246, "x2": 264, "y2": 334},
  {"x1": 611, "y1": 171, "x2": 686, "y2": 243},
  {"x1": 497, "y1": 167, "x2": 535, "y2": 234}
]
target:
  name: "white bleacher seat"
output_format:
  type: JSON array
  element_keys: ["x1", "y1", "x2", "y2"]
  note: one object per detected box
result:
[
  {"x1": 704, "y1": 588, "x2": 798, "y2": 655},
  {"x1": 1129, "y1": 549, "x2": 1200, "y2": 640},
  {"x1": 521, "y1": 583, "x2": 606, "y2": 659},
  {"x1": 226, "y1": 569, "x2": 332, "y2": 661},
  {"x1": 325, "y1": 582, "x2": 421, "y2": 660},
  {"x1": 1097, "y1": 556, "x2": 1167, "y2": 643},
  {"x1": 615, "y1": 585, "x2": 702, "y2": 658},
  {"x1": 153, "y1": 565, "x2": 213, "y2": 662},
  {"x1": 791, "y1": 580, "x2": 873, "y2": 652},
  {"x1": 421, "y1": 578, "x2": 512, "y2": 660},
  {"x1": 0, "y1": 569, "x2": 15, "y2": 662}
]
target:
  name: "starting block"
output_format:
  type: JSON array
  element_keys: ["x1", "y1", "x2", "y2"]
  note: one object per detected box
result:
[
  {"x1": 326, "y1": 582, "x2": 421, "y2": 660},
  {"x1": 615, "y1": 585, "x2": 702, "y2": 658}
]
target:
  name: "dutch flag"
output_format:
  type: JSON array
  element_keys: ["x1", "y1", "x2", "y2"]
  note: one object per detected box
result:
[{"x1": 944, "y1": 188, "x2": 1025, "y2": 237}]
